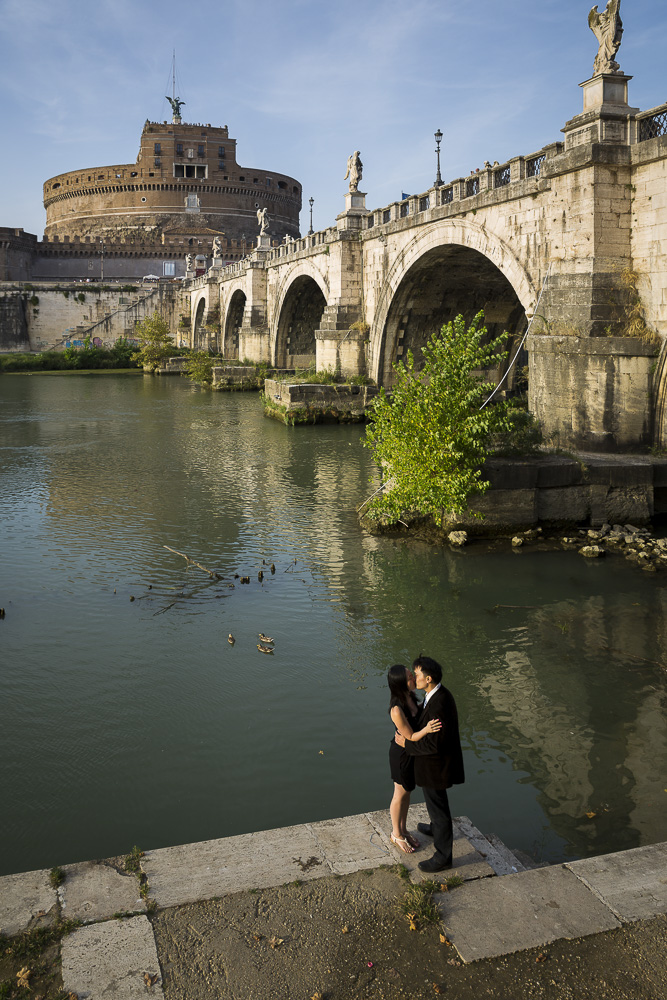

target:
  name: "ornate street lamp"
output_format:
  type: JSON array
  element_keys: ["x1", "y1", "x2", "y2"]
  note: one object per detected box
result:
[
  {"x1": 308, "y1": 197, "x2": 314, "y2": 235},
  {"x1": 434, "y1": 129, "x2": 443, "y2": 187}
]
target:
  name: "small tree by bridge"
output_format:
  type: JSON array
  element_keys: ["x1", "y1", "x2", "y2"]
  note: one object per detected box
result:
[
  {"x1": 363, "y1": 312, "x2": 541, "y2": 524},
  {"x1": 132, "y1": 313, "x2": 175, "y2": 371}
]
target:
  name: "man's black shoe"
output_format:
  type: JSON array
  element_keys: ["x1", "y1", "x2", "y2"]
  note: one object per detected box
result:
[
  {"x1": 417, "y1": 823, "x2": 433, "y2": 837},
  {"x1": 418, "y1": 856, "x2": 452, "y2": 873}
]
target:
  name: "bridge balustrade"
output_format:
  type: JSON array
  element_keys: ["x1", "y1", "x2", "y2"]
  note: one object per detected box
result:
[
  {"x1": 637, "y1": 102, "x2": 667, "y2": 142},
  {"x1": 494, "y1": 165, "x2": 511, "y2": 188},
  {"x1": 465, "y1": 176, "x2": 480, "y2": 197},
  {"x1": 526, "y1": 153, "x2": 547, "y2": 178}
]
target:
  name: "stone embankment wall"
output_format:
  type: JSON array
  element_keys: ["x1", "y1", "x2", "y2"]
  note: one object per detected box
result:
[
  {"x1": 0, "y1": 282, "x2": 186, "y2": 352},
  {"x1": 0, "y1": 292, "x2": 29, "y2": 351},
  {"x1": 456, "y1": 454, "x2": 667, "y2": 532}
]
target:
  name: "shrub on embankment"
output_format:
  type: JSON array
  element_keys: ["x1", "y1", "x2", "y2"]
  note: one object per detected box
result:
[
  {"x1": 363, "y1": 311, "x2": 542, "y2": 526},
  {"x1": 0, "y1": 340, "x2": 141, "y2": 372}
]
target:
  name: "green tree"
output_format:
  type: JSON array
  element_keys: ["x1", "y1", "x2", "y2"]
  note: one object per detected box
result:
[
  {"x1": 364, "y1": 312, "x2": 538, "y2": 523},
  {"x1": 183, "y1": 351, "x2": 215, "y2": 385},
  {"x1": 132, "y1": 313, "x2": 174, "y2": 371}
]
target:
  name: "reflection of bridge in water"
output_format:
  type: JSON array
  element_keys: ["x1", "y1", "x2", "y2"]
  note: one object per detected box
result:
[{"x1": 188, "y1": 66, "x2": 667, "y2": 452}]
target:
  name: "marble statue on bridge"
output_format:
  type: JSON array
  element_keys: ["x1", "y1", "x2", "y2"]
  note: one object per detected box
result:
[
  {"x1": 588, "y1": 0, "x2": 623, "y2": 76},
  {"x1": 344, "y1": 151, "x2": 363, "y2": 193},
  {"x1": 257, "y1": 207, "x2": 270, "y2": 235}
]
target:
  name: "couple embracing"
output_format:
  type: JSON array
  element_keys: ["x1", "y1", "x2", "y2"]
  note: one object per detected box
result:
[{"x1": 388, "y1": 656, "x2": 464, "y2": 873}]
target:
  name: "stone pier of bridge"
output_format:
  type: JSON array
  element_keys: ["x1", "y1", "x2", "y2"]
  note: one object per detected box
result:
[{"x1": 187, "y1": 67, "x2": 667, "y2": 453}]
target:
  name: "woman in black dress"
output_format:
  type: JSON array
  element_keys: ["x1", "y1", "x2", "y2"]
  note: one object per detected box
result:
[{"x1": 387, "y1": 664, "x2": 441, "y2": 853}]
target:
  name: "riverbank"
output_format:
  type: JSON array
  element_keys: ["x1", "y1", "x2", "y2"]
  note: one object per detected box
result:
[{"x1": 1, "y1": 806, "x2": 665, "y2": 999}]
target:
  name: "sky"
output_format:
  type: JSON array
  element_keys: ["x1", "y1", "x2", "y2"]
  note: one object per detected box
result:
[{"x1": 0, "y1": 0, "x2": 665, "y2": 239}]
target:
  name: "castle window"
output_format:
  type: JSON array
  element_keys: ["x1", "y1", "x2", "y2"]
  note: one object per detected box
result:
[
  {"x1": 53, "y1": 183, "x2": 60, "y2": 189},
  {"x1": 176, "y1": 142, "x2": 183, "y2": 155},
  {"x1": 266, "y1": 178, "x2": 271, "y2": 187},
  {"x1": 154, "y1": 143, "x2": 161, "y2": 154},
  {"x1": 196, "y1": 165, "x2": 207, "y2": 178},
  {"x1": 154, "y1": 158, "x2": 161, "y2": 167},
  {"x1": 218, "y1": 146, "x2": 225, "y2": 157},
  {"x1": 131, "y1": 171, "x2": 137, "y2": 177},
  {"x1": 218, "y1": 161, "x2": 225, "y2": 170},
  {"x1": 278, "y1": 181, "x2": 286, "y2": 190},
  {"x1": 239, "y1": 175, "x2": 245, "y2": 181},
  {"x1": 197, "y1": 144, "x2": 205, "y2": 156}
]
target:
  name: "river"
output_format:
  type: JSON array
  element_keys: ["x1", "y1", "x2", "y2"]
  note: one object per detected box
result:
[{"x1": 0, "y1": 372, "x2": 665, "y2": 876}]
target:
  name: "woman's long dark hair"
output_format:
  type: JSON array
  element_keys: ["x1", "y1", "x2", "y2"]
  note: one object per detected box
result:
[{"x1": 387, "y1": 664, "x2": 414, "y2": 715}]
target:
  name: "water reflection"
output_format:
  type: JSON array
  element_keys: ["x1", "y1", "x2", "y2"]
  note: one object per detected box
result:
[{"x1": 0, "y1": 374, "x2": 665, "y2": 876}]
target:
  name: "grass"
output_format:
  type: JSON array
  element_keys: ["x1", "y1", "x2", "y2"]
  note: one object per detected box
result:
[
  {"x1": 1, "y1": 920, "x2": 82, "y2": 961},
  {"x1": 48, "y1": 867, "x2": 65, "y2": 889},
  {"x1": 0, "y1": 920, "x2": 82, "y2": 1000},
  {"x1": 397, "y1": 872, "x2": 464, "y2": 931},
  {"x1": 399, "y1": 880, "x2": 443, "y2": 929},
  {"x1": 124, "y1": 845, "x2": 144, "y2": 874}
]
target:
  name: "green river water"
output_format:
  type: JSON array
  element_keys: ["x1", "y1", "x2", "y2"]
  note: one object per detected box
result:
[{"x1": 0, "y1": 373, "x2": 665, "y2": 877}]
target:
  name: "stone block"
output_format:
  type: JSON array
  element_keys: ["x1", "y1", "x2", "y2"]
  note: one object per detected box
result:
[
  {"x1": 61, "y1": 915, "x2": 163, "y2": 1000},
  {"x1": 537, "y1": 486, "x2": 589, "y2": 523},
  {"x1": 441, "y1": 866, "x2": 620, "y2": 962},
  {"x1": 566, "y1": 844, "x2": 667, "y2": 922},
  {"x1": 467, "y1": 489, "x2": 537, "y2": 531},
  {"x1": 585, "y1": 459, "x2": 653, "y2": 487},
  {"x1": 535, "y1": 458, "x2": 583, "y2": 488},
  {"x1": 60, "y1": 860, "x2": 145, "y2": 923},
  {"x1": 483, "y1": 460, "x2": 538, "y2": 490},
  {"x1": 309, "y1": 814, "x2": 391, "y2": 875},
  {"x1": 142, "y1": 824, "x2": 329, "y2": 909},
  {"x1": 0, "y1": 869, "x2": 57, "y2": 936}
]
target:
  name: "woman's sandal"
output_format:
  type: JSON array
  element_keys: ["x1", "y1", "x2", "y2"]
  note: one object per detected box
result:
[
  {"x1": 405, "y1": 833, "x2": 420, "y2": 850},
  {"x1": 390, "y1": 834, "x2": 415, "y2": 854}
]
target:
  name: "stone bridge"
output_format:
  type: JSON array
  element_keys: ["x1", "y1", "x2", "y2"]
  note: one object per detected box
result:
[{"x1": 186, "y1": 73, "x2": 667, "y2": 451}]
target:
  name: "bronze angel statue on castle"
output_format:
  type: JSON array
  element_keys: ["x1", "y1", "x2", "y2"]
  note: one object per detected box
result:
[{"x1": 588, "y1": 0, "x2": 623, "y2": 76}]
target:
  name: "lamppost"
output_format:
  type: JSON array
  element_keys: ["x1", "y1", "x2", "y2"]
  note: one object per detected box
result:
[
  {"x1": 308, "y1": 197, "x2": 314, "y2": 235},
  {"x1": 434, "y1": 129, "x2": 443, "y2": 188}
]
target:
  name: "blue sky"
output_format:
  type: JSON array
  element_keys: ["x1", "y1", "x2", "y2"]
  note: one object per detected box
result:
[{"x1": 0, "y1": 0, "x2": 665, "y2": 238}]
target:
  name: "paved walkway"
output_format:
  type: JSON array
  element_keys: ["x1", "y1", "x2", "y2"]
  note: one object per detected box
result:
[{"x1": 1, "y1": 806, "x2": 666, "y2": 998}]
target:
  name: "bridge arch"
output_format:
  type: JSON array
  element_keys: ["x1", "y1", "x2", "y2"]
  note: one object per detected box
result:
[
  {"x1": 192, "y1": 295, "x2": 208, "y2": 350},
  {"x1": 370, "y1": 219, "x2": 538, "y2": 385},
  {"x1": 223, "y1": 287, "x2": 246, "y2": 359},
  {"x1": 272, "y1": 261, "x2": 330, "y2": 368}
]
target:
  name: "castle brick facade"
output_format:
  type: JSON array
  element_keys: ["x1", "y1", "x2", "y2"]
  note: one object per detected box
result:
[{"x1": 43, "y1": 121, "x2": 302, "y2": 244}]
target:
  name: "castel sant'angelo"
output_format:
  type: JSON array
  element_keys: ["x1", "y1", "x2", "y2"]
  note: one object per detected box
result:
[{"x1": 1, "y1": 98, "x2": 302, "y2": 281}]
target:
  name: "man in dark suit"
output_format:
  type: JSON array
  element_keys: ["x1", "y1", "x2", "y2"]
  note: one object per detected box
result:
[{"x1": 395, "y1": 655, "x2": 464, "y2": 872}]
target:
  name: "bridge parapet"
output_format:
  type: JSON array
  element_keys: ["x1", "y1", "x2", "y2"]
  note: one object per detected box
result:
[{"x1": 635, "y1": 101, "x2": 667, "y2": 143}]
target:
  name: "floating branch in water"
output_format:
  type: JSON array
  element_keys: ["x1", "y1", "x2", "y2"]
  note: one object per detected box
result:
[{"x1": 163, "y1": 545, "x2": 222, "y2": 580}]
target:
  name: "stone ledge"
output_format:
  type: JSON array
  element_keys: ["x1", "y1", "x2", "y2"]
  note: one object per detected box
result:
[{"x1": 527, "y1": 334, "x2": 658, "y2": 356}]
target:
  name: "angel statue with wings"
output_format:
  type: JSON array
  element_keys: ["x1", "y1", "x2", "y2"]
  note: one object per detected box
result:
[
  {"x1": 166, "y1": 96, "x2": 185, "y2": 124},
  {"x1": 588, "y1": 0, "x2": 623, "y2": 76},
  {"x1": 257, "y1": 207, "x2": 269, "y2": 235}
]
